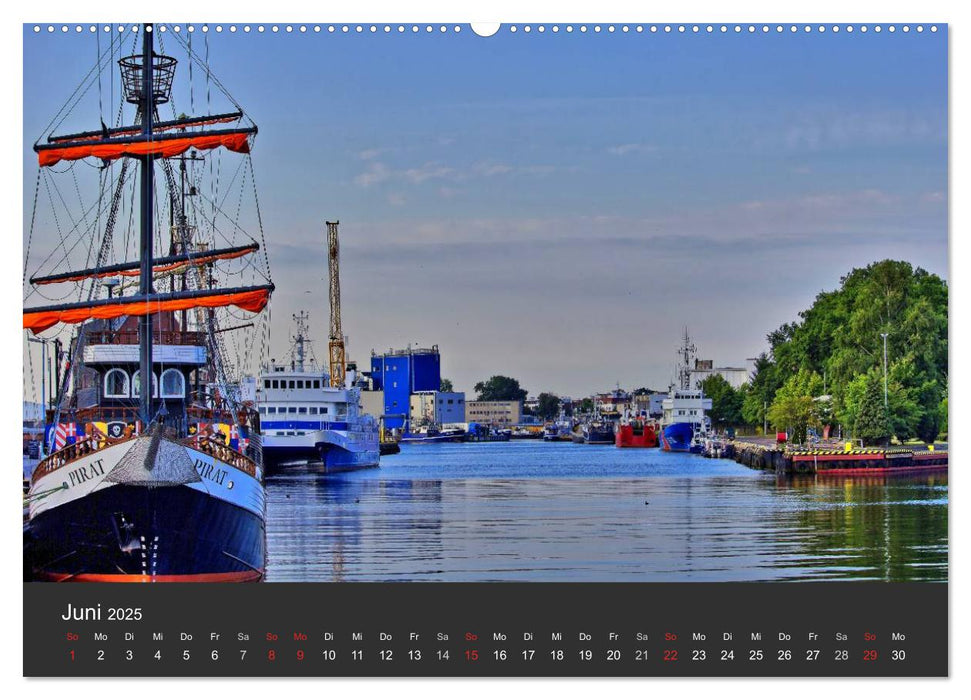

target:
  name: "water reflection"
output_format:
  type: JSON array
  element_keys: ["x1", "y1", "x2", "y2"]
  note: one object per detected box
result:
[{"x1": 265, "y1": 443, "x2": 947, "y2": 583}]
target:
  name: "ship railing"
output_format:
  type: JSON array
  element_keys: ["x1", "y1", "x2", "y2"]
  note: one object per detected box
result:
[
  {"x1": 185, "y1": 435, "x2": 258, "y2": 478},
  {"x1": 75, "y1": 406, "x2": 141, "y2": 425},
  {"x1": 86, "y1": 329, "x2": 206, "y2": 346},
  {"x1": 30, "y1": 434, "x2": 138, "y2": 486}
]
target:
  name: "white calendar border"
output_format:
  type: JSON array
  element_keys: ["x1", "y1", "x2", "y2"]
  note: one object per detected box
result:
[{"x1": 1, "y1": 0, "x2": 965, "y2": 697}]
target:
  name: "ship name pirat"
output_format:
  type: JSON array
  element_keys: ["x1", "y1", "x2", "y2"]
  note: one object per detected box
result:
[
  {"x1": 68, "y1": 459, "x2": 105, "y2": 488},
  {"x1": 194, "y1": 459, "x2": 228, "y2": 486}
]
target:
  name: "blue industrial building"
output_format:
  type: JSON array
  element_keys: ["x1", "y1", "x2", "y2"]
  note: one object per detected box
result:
[{"x1": 369, "y1": 345, "x2": 441, "y2": 429}]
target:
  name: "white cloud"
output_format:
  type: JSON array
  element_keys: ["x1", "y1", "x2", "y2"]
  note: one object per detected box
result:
[
  {"x1": 402, "y1": 162, "x2": 457, "y2": 184},
  {"x1": 473, "y1": 161, "x2": 514, "y2": 177},
  {"x1": 606, "y1": 143, "x2": 658, "y2": 156},
  {"x1": 352, "y1": 159, "x2": 563, "y2": 188},
  {"x1": 353, "y1": 161, "x2": 391, "y2": 187}
]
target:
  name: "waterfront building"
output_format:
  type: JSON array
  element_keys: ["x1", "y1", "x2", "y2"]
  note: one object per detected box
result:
[
  {"x1": 369, "y1": 345, "x2": 441, "y2": 429},
  {"x1": 633, "y1": 391, "x2": 667, "y2": 418},
  {"x1": 688, "y1": 358, "x2": 756, "y2": 390},
  {"x1": 410, "y1": 391, "x2": 466, "y2": 428},
  {"x1": 466, "y1": 400, "x2": 522, "y2": 426},
  {"x1": 595, "y1": 389, "x2": 631, "y2": 418},
  {"x1": 360, "y1": 390, "x2": 385, "y2": 425}
]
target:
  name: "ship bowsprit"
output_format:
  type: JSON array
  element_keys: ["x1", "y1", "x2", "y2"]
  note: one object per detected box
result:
[{"x1": 103, "y1": 427, "x2": 202, "y2": 487}]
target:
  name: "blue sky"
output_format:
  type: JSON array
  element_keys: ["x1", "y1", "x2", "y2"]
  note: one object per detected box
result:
[{"x1": 22, "y1": 25, "x2": 947, "y2": 398}]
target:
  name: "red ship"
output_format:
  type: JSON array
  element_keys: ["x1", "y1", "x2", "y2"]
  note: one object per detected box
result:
[{"x1": 615, "y1": 418, "x2": 659, "y2": 448}]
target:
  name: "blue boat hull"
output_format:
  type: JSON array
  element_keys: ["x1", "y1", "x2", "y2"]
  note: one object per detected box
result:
[
  {"x1": 399, "y1": 433, "x2": 465, "y2": 444},
  {"x1": 661, "y1": 422, "x2": 702, "y2": 453},
  {"x1": 27, "y1": 484, "x2": 265, "y2": 581}
]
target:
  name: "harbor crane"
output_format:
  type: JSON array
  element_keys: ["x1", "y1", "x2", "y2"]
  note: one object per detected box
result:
[{"x1": 326, "y1": 220, "x2": 347, "y2": 388}]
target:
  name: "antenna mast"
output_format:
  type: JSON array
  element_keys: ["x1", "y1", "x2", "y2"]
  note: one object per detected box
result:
[
  {"x1": 292, "y1": 311, "x2": 310, "y2": 372},
  {"x1": 326, "y1": 221, "x2": 346, "y2": 388},
  {"x1": 677, "y1": 327, "x2": 697, "y2": 390}
]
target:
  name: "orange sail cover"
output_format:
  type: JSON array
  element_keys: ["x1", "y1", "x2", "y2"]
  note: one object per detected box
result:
[
  {"x1": 24, "y1": 287, "x2": 271, "y2": 334},
  {"x1": 38, "y1": 132, "x2": 251, "y2": 168}
]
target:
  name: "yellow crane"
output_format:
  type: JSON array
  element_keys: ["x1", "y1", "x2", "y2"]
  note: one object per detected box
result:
[{"x1": 326, "y1": 221, "x2": 346, "y2": 388}]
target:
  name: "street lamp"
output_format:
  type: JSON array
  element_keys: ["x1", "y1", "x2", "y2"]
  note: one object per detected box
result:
[{"x1": 880, "y1": 332, "x2": 889, "y2": 409}]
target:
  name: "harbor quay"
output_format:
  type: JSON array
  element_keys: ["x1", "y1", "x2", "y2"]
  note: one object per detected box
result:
[{"x1": 715, "y1": 436, "x2": 948, "y2": 476}]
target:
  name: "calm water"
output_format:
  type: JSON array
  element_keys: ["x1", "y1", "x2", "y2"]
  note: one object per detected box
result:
[{"x1": 265, "y1": 441, "x2": 948, "y2": 582}]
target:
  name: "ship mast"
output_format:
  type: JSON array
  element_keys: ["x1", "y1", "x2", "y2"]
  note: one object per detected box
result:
[
  {"x1": 25, "y1": 23, "x2": 274, "y2": 412},
  {"x1": 292, "y1": 311, "x2": 310, "y2": 372},
  {"x1": 138, "y1": 24, "x2": 156, "y2": 425},
  {"x1": 677, "y1": 327, "x2": 696, "y2": 391}
]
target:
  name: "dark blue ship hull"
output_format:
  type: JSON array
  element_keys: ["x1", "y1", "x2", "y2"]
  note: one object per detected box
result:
[
  {"x1": 263, "y1": 443, "x2": 380, "y2": 473},
  {"x1": 661, "y1": 422, "x2": 702, "y2": 453},
  {"x1": 27, "y1": 484, "x2": 265, "y2": 582}
]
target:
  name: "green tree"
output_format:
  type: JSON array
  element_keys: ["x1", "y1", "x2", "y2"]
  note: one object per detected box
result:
[
  {"x1": 855, "y1": 373, "x2": 891, "y2": 446},
  {"x1": 698, "y1": 374, "x2": 743, "y2": 428},
  {"x1": 938, "y1": 395, "x2": 948, "y2": 439},
  {"x1": 474, "y1": 375, "x2": 528, "y2": 402},
  {"x1": 536, "y1": 393, "x2": 561, "y2": 421},
  {"x1": 753, "y1": 260, "x2": 946, "y2": 443},
  {"x1": 439, "y1": 378, "x2": 454, "y2": 392},
  {"x1": 741, "y1": 353, "x2": 780, "y2": 431},
  {"x1": 838, "y1": 371, "x2": 871, "y2": 436},
  {"x1": 767, "y1": 369, "x2": 825, "y2": 443}
]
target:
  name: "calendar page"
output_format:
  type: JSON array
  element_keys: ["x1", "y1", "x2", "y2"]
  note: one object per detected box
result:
[{"x1": 19, "y1": 11, "x2": 949, "y2": 681}]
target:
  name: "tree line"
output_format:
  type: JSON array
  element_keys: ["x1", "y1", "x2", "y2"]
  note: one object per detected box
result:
[{"x1": 701, "y1": 260, "x2": 947, "y2": 445}]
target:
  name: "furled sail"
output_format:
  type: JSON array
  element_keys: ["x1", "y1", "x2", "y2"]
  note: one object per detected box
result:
[
  {"x1": 23, "y1": 285, "x2": 273, "y2": 334},
  {"x1": 47, "y1": 111, "x2": 244, "y2": 143},
  {"x1": 35, "y1": 128, "x2": 255, "y2": 168},
  {"x1": 31, "y1": 243, "x2": 260, "y2": 286}
]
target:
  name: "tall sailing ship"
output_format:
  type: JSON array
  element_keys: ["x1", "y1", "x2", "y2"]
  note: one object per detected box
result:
[{"x1": 23, "y1": 24, "x2": 274, "y2": 581}]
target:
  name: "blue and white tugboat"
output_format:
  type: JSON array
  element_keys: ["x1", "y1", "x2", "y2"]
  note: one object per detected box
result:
[
  {"x1": 660, "y1": 330, "x2": 713, "y2": 453},
  {"x1": 257, "y1": 312, "x2": 379, "y2": 472}
]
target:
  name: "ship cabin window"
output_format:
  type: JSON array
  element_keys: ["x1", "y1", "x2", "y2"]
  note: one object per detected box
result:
[
  {"x1": 288, "y1": 406, "x2": 297, "y2": 414},
  {"x1": 264, "y1": 379, "x2": 271, "y2": 389},
  {"x1": 271, "y1": 380, "x2": 279, "y2": 389},
  {"x1": 309, "y1": 407, "x2": 318, "y2": 414},
  {"x1": 313, "y1": 380, "x2": 321, "y2": 389},
  {"x1": 289, "y1": 380, "x2": 295, "y2": 389},
  {"x1": 321, "y1": 407, "x2": 329, "y2": 414},
  {"x1": 267, "y1": 407, "x2": 277, "y2": 414},
  {"x1": 160, "y1": 369, "x2": 185, "y2": 399},
  {"x1": 297, "y1": 380, "x2": 304, "y2": 389},
  {"x1": 298, "y1": 407, "x2": 307, "y2": 414},
  {"x1": 103, "y1": 368, "x2": 130, "y2": 398},
  {"x1": 131, "y1": 370, "x2": 158, "y2": 398}
]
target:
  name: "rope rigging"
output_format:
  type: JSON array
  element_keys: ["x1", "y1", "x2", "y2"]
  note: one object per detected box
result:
[{"x1": 25, "y1": 25, "x2": 271, "y2": 444}]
